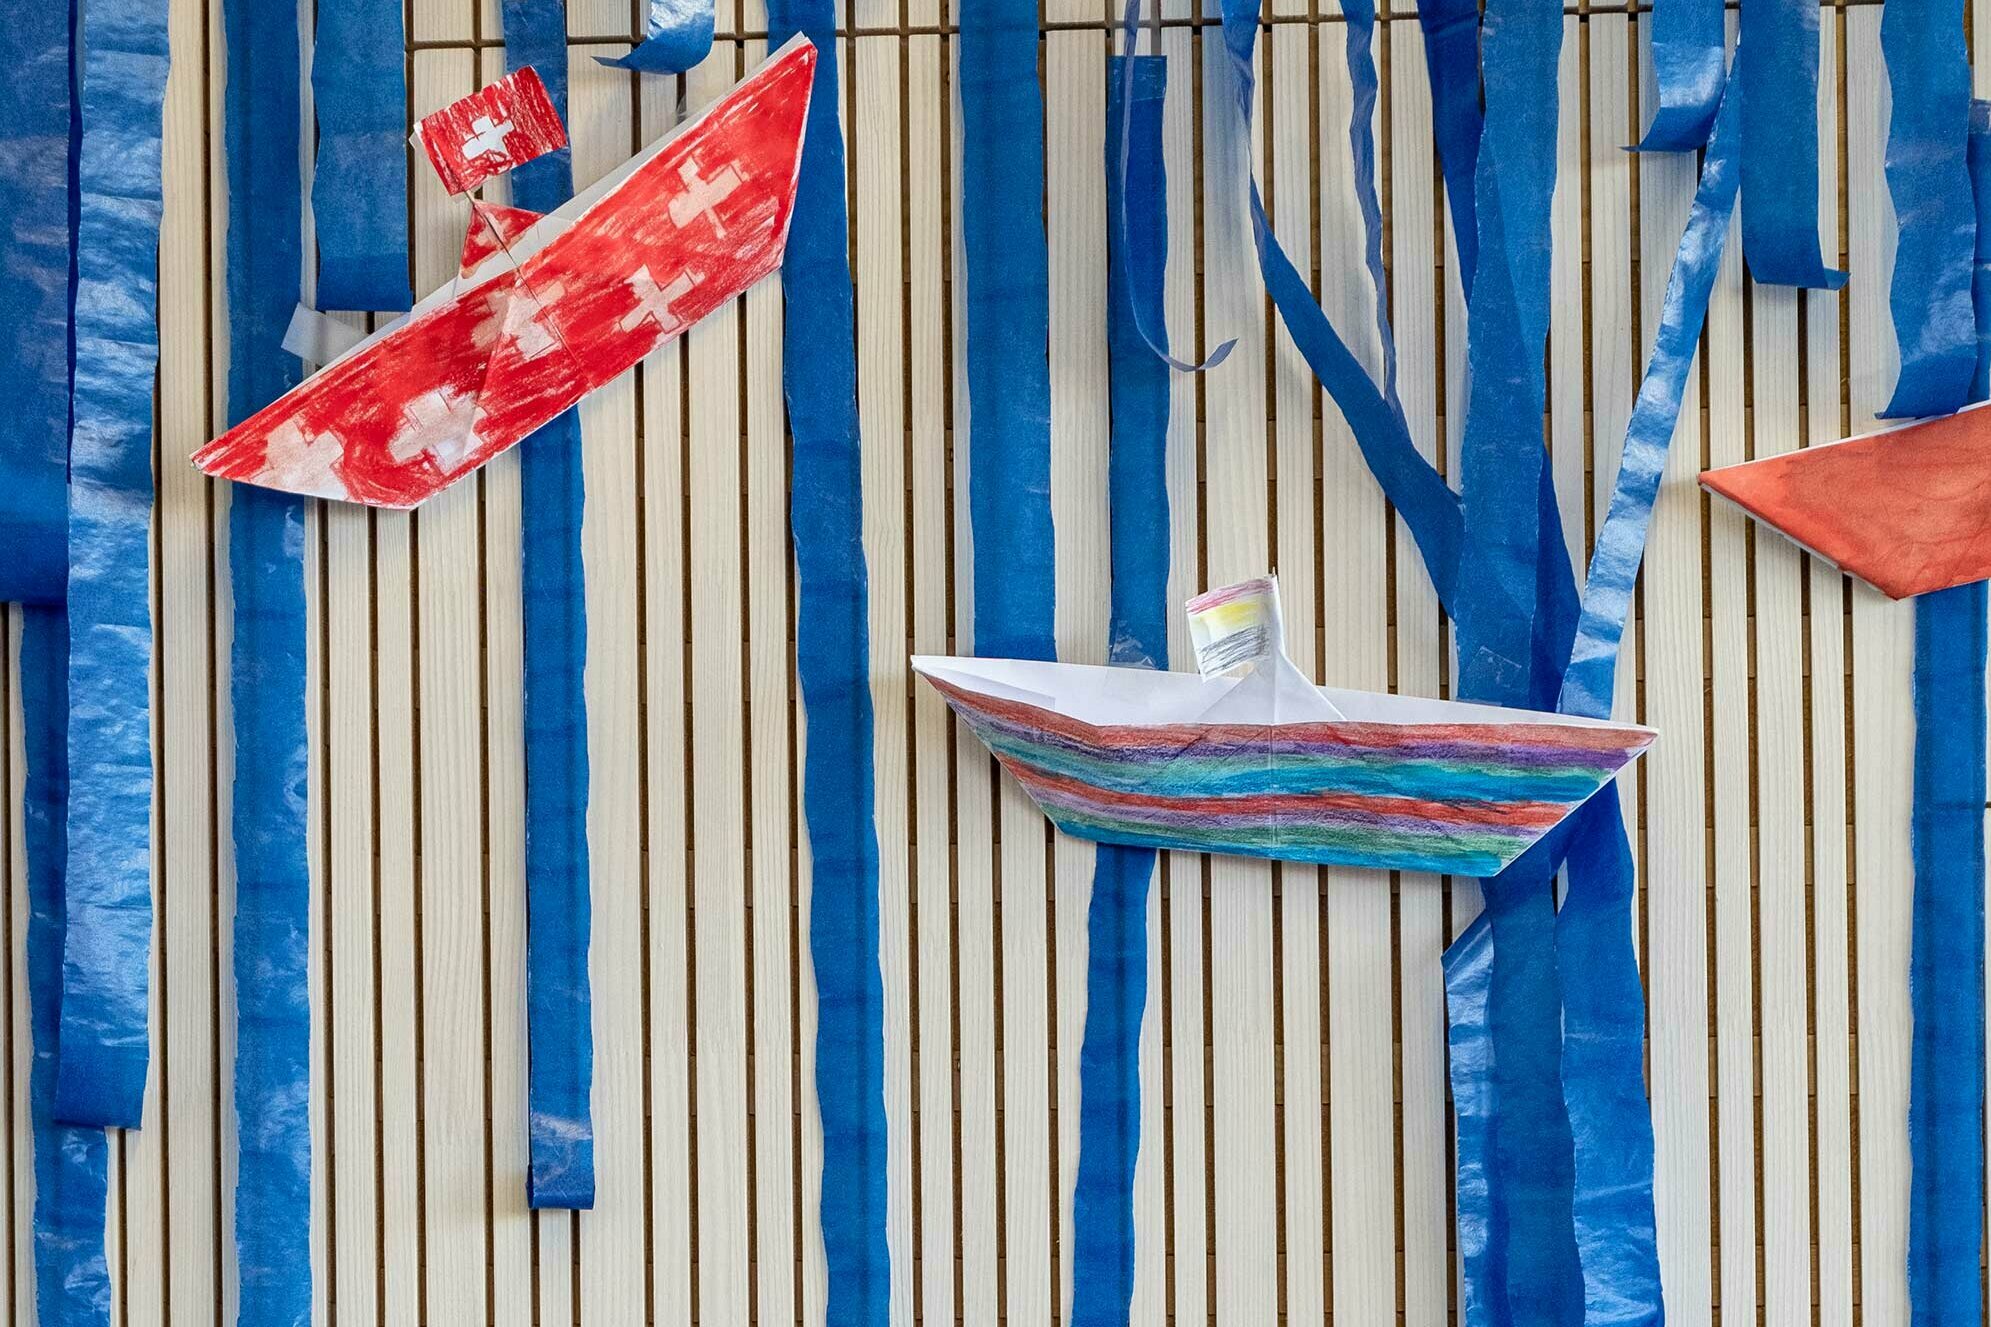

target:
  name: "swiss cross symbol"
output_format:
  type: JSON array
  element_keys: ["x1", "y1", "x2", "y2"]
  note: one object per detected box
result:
[
  {"x1": 462, "y1": 114, "x2": 517, "y2": 162},
  {"x1": 390, "y1": 389, "x2": 483, "y2": 473},
  {"x1": 256, "y1": 419, "x2": 348, "y2": 500},
  {"x1": 619, "y1": 266, "x2": 698, "y2": 335},
  {"x1": 667, "y1": 158, "x2": 744, "y2": 238},
  {"x1": 473, "y1": 280, "x2": 568, "y2": 361}
]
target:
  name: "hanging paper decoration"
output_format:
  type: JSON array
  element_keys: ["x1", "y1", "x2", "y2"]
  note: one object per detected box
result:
[
  {"x1": 1635, "y1": 0, "x2": 1723, "y2": 150},
  {"x1": 600, "y1": 0, "x2": 715, "y2": 75},
  {"x1": 1698, "y1": 405, "x2": 1991, "y2": 599},
  {"x1": 1416, "y1": 0, "x2": 1482, "y2": 277},
  {"x1": 413, "y1": 66, "x2": 569, "y2": 195},
  {"x1": 191, "y1": 44, "x2": 816, "y2": 508},
  {"x1": 57, "y1": 0, "x2": 171, "y2": 1133},
  {"x1": 312, "y1": 0, "x2": 412, "y2": 310},
  {"x1": 1738, "y1": 0, "x2": 1846, "y2": 289},
  {"x1": 223, "y1": 0, "x2": 314, "y2": 1321},
  {"x1": 1068, "y1": 51, "x2": 1171, "y2": 1327},
  {"x1": 499, "y1": 0, "x2": 595, "y2": 1212},
  {"x1": 759, "y1": 1, "x2": 891, "y2": 1320}
]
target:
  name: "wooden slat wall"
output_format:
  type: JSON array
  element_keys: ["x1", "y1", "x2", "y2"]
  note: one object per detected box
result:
[{"x1": 0, "y1": 0, "x2": 1961, "y2": 1323}]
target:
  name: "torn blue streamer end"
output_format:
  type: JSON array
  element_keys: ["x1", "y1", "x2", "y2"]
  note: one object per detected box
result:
[
  {"x1": 24, "y1": 608, "x2": 114, "y2": 1327},
  {"x1": 311, "y1": 0, "x2": 412, "y2": 311},
  {"x1": 224, "y1": 0, "x2": 312, "y2": 1321},
  {"x1": 1634, "y1": 0, "x2": 1723, "y2": 151},
  {"x1": 599, "y1": 0, "x2": 715, "y2": 75},
  {"x1": 1901, "y1": 94, "x2": 1991, "y2": 1327},
  {"x1": 1879, "y1": 0, "x2": 1975, "y2": 419},
  {"x1": 961, "y1": 0, "x2": 1056, "y2": 662},
  {"x1": 762, "y1": 5, "x2": 890, "y2": 1323},
  {"x1": 1559, "y1": 70, "x2": 1741, "y2": 722},
  {"x1": 56, "y1": 0, "x2": 169, "y2": 1131},
  {"x1": 1738, "y1": 0, "x2": 1846, "y2": 290},
  {"x1": 503, "y1": 0, "x2": 596, "y2": 1212},
  {"x1": 0, "y1": 3, "x2": 74, "y2": 607},
  {"x1": 1416, "y1": 0, "x2": 1481, "y2": 288},
  {"x1": 1069, "y1": 54, "x2": 1170, "y2": 1327}
]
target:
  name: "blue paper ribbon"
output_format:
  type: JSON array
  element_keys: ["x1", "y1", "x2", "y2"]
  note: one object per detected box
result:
[
  {"x1": 0, "y1": 3, "x2": 75, "y2": 607},
  {"x1": 1416, "y1": 0, "x2": 1482, "y2": 286},
  {"x1": 502, "y1": 0, "x2": 597, "y2": 1212},
  {"x1": 599, "y1": 0, "x2": 715, "y2": 75},
  {"x1": 1879, "y1": 0, "x2": 1975, "y2": 419},
  {"x1": 56, "y1": 0, "x2": 170, "y2": 1131},
  {"x1": 961, "y1": 0, "x2": 1057, "y2": 663},
  {"x1": 311, "y1": 0, "x2": 412, "y2": 311},
  {"x1": 223, "y1": 0, "x2": 313, "y2": 1319},
  {"x1": 1069, "y1": 52, "x2": 1170, "y2": 1327},
  {"x1": 1558, "y1": 74, "x2": 1742, "y2": 722},
  {"x1": 758, "y1": 12, "x2": 891, "y2": 1324},
  {"x1": 23, "y1": 606, "x2": 114, "y2": 1327},
  {"x1": 1738, "y1": 0, "x2": 1847, "y2": 290},
  {"x1": 1901, "y1": 96, "x2": 1991, "y2": 1327},
  {"x1": 1635, "y1": 0, "x2": 1723, "y2": 151}
]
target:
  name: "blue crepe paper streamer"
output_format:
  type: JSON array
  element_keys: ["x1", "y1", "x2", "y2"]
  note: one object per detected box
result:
[
  {"x1": 311, "y1": 0, "x2": 411, "y2": 311},
  {"x1": 599, "y1": 0, "x2": 715, "y2": 75},
  {"x1": 56, "y1": 0, "x2": 169, "y2": 1131},
  {"x1": 1739, "y1": 0, "x2": 1847, "y2": 290},
  {"x1": 1900, "y1": 95, "x2": 1991, "y2": 1327},
  {"x1": 1452, "y1": 0, "x2": 1567, "y2": 710},
  {"x1": 1559, "y1": 73, "x2": 1741, "y2": 722},
  {"x1": 1069, "y1": 53, "x2": 1170, "y2": 1327},
  {"x1": 24, "y1": 607, "x2": 115, "y2": 1327},
  {"x1": 961, "y1": 0, "x2": 1057, "y2": 663},
  {"x1": 1879, "y1": 0, "x2": 1975, "y2": 419},
  {"x1": 1416, "y1": 0, "x2": 1482, "y2": 287},
  {"x1": 223, "y1": 0, "x2": 313, "y2": 1319},
  {"x1": 502, "y1": 0, "x2": 597, "y2": 1212},
  {"x1": 1976, "y1": 101, "x2": 1991, "y2": 401},
  {"x1": 760, "y1": 10, "x2": 891, "y2": 1323},
  {"x1": 1442, "y1": 913, "x2": 1503, "y2": 1326},
  {"x1": 0, "y1": 2, "x2": 75, "y2": 607},
  {"x1": 1635, "y1": 0, "x2": 1723, "y2": 151}
]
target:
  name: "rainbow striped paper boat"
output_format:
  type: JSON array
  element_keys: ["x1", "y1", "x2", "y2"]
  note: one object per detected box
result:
[{"x1": 915, "y1": 655, "x2": 1655, "y2": 878}]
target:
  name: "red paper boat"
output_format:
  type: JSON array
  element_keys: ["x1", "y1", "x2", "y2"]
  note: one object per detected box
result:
[
  {"x1": 1699, "y1": 402, "x2": 1991, "y2": 598},
  {"x1": 193, "y1": 37, "x2": 817, "y2": 508}
]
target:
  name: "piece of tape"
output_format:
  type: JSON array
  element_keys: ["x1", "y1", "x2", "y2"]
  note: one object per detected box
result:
[{"x1": 280, "y1": 304, "x2": 368, "y2": 366}]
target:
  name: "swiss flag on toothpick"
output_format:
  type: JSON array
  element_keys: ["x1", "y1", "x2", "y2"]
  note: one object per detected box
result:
[{"x1": 413, "y1": 66, "x2": 569, "y2": 195}]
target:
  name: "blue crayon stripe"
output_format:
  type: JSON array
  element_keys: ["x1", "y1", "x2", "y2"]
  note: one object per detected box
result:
[
  {"x1": 223, "y1": 0, "x2": 314, "y2": 1321},
  {"x1": 0, "y1": 3, "x2": 73, "y2": 606},
  {"x1": 1634, "y1": 0, "x2": 1723, "y2": 151},
  {"x1": 311, "y1": 0, "x2": 412, "y2": 311},
  {"x1": 759, "y1": 11, "x2": 891, "y2": 1324},
  {"x1": 960, "y1": 0, "x2": 1056, "y2": 663},
  {"x1": 24, "y1": 608, "x2": 114, "y2": 1327},
  {"x1": 55, "y1": 0, "x2": 169, "y2": 1131},
  {"x1": 1902, "y1": 96, "x2": 1991, "y2": 1327},
  {"x1": 1070, "y1": 53, "x2": 1169, "y2": 1327},
  {"x1": 1879, "y1": 0, "x2": 1974, "y2": 419},
  {"x1": 599, "y1": 0, "x2": 715, "y2": 74},
  {"x1": 502, "y1": 0, "x2": 597, "y2": 1211},
  {"x1": 1738, "y1": 0, "x2": 1846, "y2": 290}
]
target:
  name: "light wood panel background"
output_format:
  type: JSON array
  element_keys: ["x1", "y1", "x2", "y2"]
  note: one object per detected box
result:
[{"x1": 0, "y1": 0, "x2": 1966, "y2": 1323}]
